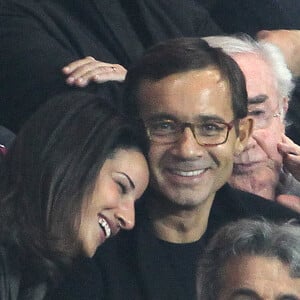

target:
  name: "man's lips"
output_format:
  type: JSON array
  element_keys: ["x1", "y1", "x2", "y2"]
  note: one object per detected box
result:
[
  {"x1": 163, "y1": 167, "x2": 210, "y2": 185},
  {"x1": 169, "y1": 168, "x2": 207, "y2": 177}
]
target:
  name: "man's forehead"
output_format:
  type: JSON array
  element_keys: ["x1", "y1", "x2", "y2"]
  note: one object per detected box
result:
[
  {"x1": 136, "y1": 69, "x2": 233, "y2": 122},
  {"x1": 136, "y1": 68, "x2": 229, "y2": 99}
]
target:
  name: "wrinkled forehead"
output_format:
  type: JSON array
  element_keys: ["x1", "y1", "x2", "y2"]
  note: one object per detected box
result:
[{"x1": 232, "y1": 53, "x2": 279, "y2": 106}]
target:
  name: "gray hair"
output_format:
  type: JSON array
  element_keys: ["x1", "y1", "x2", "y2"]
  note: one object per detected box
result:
[
  {"x1": 203, "y1": 34, "x2": 295, "y2": 118},
  {"x1": 196, "y1": 219, "x2": 300, "y2": 300}
]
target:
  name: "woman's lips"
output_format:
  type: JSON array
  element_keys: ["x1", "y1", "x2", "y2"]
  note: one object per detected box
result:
[
  {"x1": 98, "y1": 216, "x2": 111, "y2": 238},
  {"x1": 98, "y1": 214, "x2": 120, "y2": 241}
]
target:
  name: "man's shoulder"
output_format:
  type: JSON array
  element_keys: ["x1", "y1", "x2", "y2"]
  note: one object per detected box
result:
[
  {"x1": 212, "y1": 184, "x2": 300, "y2": 221},
  {"x1": 205, "y1": 184, "x2": 299, "y2": 239}
]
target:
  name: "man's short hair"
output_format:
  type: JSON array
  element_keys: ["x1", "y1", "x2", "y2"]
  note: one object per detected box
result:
[
  {"x1": 197, "y1": 219, "x2": 300, "y2": 300},
  {"x1": 203, "y1": 34, "x2": 295, "y2": 117},
  {"x1": 123, "y1": 37, "x2": 248, "y2": 120}
]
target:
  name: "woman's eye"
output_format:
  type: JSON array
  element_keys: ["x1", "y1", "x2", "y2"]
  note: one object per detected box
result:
[{"x1": 117, "y1": 182, "x2": 128, "y2": 194}]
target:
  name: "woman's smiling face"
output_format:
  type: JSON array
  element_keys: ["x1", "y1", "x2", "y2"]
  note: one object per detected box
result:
[{"x1": 78, "y1": 148, "x2": 149, "y2": 257}]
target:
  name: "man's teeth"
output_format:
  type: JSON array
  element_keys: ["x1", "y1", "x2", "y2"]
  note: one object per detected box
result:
[
  {"x1": 172, "y1": 169, "x2": 205, "y2": 177},
  {"x1": 98, "y1": 217, "x2": 111, "y2": 238}
]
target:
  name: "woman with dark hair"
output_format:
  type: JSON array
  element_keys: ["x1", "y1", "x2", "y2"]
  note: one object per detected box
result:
[{"x1": 0, "y1": 91, "x2": 149, "y2": 299}]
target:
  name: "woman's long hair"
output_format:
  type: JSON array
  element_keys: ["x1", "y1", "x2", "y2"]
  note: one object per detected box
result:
[{"x1": 0, "y1": 91, "x2": 148, "y2": 286}]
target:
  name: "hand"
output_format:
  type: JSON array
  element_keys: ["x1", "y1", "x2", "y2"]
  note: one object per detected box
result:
[
  {"x1": 276, "y1": 194, "x2": 300, "y2": 213},
  {"x1": 256, "y1": 29, "x2": 300, "y2": 77},
  {"x1": 278, "y1": 134, "x2": 300, "y2": 181},
  {"x1": 62, "y1": 56, "x2": 127, "y2": 87}
]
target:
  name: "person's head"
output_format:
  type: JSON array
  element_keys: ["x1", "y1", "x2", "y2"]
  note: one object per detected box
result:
[
  {"x1": 0, "y1": 92, "x2": 149, "y2": 264},
  {"x1": 123, "y1": 37, "x2": 252, "y2": 208},
  {"x1": 197, "y1": 219, "x2": 300, "y2": 300},
  {"x1": 204, "y1": 35, "x2": 295, "y2": 199}
]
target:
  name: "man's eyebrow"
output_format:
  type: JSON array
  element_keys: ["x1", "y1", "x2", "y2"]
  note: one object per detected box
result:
[
  {"x1": 248, "y1": 94, "x2": 268, "y2": 105},
  {"x1": 145, "y1": 113, "x2": 177, "y2": 122},
  {"x1": 278, "y1": 294, "x2": 300, "y2": 300},
  {"x1": 120, "y1": 172, "x2": 135, "y2": 189},
  {"x1": 196, "y1": 114, "x2": 227, "y2": 123},
  {"x1": 230, "y1": 288, "x2": 260, "y2": 300},
  {"x1": 145, "y1": 113, "x2": 227, "y2": 123}
]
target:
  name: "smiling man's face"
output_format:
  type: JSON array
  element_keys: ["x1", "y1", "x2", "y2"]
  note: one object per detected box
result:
[{"x1": 137, "y1": 68, "x2": 250, "y2": 208}]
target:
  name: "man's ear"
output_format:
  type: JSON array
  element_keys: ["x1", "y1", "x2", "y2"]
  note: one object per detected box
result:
[
  {"x1": 234, "y1": 117, "x2": 253, "y2": 155},
  {"x1": 282, "y1": 96, "x2": 289, "y2": 114}
]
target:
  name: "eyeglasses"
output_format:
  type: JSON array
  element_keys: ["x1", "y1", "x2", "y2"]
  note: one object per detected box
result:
[
  {"x1": 144, "y1": 119, "x2": 235, "y2": 146},
  {"x1": 248, "y1": 107, "x2": 281, "y2": 130}
]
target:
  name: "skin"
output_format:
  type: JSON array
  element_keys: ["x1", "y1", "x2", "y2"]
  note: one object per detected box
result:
[
  {"x1": 136, "y1": 68, "x2": 252, "y2": 243},
  {"x1": 62, "y1": 56, "x2": 127, "y2": 87},
  {"x1": 228, "y1": 53, "x2": 287, "y2": 200},
  {"x1": 78, "y1": 148, "x2": 149, "y2": 257},
  {"x1": 219, "y1": 255, "x2": 300, "y2": 300}
]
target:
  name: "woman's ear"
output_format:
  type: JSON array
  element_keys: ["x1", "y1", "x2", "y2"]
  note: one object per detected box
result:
[{"x1": 234, "y1": 116, "x2": 253, "y2": 155}]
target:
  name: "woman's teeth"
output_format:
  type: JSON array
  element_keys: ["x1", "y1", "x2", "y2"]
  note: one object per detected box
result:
[{"x1": 98, "y1": 217, "x2": 111, "y2": 238}]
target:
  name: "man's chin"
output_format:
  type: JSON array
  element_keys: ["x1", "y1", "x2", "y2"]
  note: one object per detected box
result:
[{"x1": 232, "y1": 162, "x2": 262, "y2": 174}]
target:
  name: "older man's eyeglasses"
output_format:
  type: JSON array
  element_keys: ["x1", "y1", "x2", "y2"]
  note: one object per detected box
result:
[
  {"x1": 144, "y1": 119, "x2": 236, "y2": 146},
  {"x1": 248, "y1": 107, "x2": 281, "y2": 130}
]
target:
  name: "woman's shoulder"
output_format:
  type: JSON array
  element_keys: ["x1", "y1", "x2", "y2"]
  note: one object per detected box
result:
[{"x1": 0, "y1": 244, "x2": 48, "y2": 300}]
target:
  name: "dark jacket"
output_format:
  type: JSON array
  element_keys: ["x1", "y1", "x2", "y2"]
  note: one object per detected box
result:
[
  {"x1": 0, "y1": 244, "x2": 103, "y2": 300},
  {"x1": 207, "y1": 0, "x2": 300, "y2": 36},
  {"x1": 0, "y1": 0, "x2": 221, "y2": 132},
  {"x1": 94, "y1": 184, "x2": 300, "y2": 300}
]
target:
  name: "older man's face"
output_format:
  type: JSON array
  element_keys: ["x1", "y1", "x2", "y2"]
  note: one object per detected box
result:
[
  {"x1": 219, "y1": 255, "x2": 300, "y2": 300},
  {"x1": 228, "y1": 53, "x2": 286, "y2": 200}
]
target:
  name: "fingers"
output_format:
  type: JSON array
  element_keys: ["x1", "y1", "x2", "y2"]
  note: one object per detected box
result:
[
  {"x1": 62, "y1": 57, "x2": 127, "y2": 87},
  {"x1": 278, "y1": 134, "x2": 300, "y2": 181},
  {"x1": 278, "y1": 134, "x2": 300, "y2": 156},
  {"x1": 62, "y1": 56, "x2": 96, "y2": 74},
  {"x1": 276, "y1": 194, "x2": 300, "y2": 213}
]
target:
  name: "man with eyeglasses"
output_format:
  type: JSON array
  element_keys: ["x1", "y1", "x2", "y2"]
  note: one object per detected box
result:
[
  {"x1": 204, "y1": 35, "x2": 300, "y2": 209},
  {"x1": 91, "y1": 38, "x2": 300, "y2": 300}
]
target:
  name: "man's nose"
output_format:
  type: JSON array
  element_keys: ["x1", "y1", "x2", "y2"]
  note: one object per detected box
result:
[
  {"x1": 244, "y1": 129, "x2": 259, "y2": 150},
  {"x1": 115, "y1": 198, "x2": 135, "y2": 230},
  {"x1": 171, "y1": 127, "x2": 204, "y2": 158}
]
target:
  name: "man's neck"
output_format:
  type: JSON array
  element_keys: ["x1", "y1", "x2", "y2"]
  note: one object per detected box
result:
[{"x1": 145, "y1": 194, "x2": 215, "y2": 243}]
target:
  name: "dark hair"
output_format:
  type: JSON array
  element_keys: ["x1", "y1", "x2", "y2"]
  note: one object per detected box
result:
[
  {"x1": 123, "y1": 37, "x2": 248, "y2": 120},
  {"x1": 0, "y1": 91, "x2": 148, "y2": 285},
  {"x1": 197, "y1": 219, "x2": 300, "y2": 299}
]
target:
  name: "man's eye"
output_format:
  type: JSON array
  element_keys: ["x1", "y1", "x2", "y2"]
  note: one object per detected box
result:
[
  {"x1": 248, "y1": 109, "x2": 266, "y2": 118},
  {"x1": 151, "y1": 121, "x2": 176, "y2": 132},
  {"x1": 200, "y1": 122, "x2": 225, "y2": 134}
]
